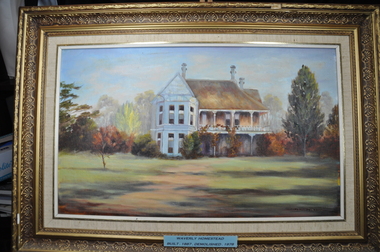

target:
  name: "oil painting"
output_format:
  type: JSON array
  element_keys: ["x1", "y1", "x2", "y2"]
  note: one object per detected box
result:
[{"x1": 56, "y1": 44, "x2": 341, "y2": 220}]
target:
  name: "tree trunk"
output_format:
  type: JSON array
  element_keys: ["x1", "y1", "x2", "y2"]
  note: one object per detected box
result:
[{"x1": 101, "y1": 153, "x2": 106, "y2": 169}]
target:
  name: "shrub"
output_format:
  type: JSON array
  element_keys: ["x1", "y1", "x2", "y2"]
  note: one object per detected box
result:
[
  {"x1": 180, "y1": 131, "x2": 202, "y2": 159},
  {"x1": 131, "y1": 134, "x2": 161, "y2": 158}
]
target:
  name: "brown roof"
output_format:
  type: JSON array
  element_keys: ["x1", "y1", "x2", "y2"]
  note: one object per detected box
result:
[
  {"x1": 244, "y1": 89, "x2": 262, "y2": 103},
  {"x1": 186, "y1": 79, "x2": 268, "y2": 111}
]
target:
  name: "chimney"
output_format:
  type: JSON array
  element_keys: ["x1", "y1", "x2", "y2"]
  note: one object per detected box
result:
[
  {"x1": 239, "y1": 77, "x2": 245, "y2": 89},
  {"x1": 181, "y1": 63, "x2": 187, "y2": 78},
  {"x1": 230, "y1": 65, "x2": 236, "y2": 82}
]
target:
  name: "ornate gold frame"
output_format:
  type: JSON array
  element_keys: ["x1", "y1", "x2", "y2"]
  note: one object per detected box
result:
[{"x1": 13, "y1": 2, "x2": 379, "y2": 251}]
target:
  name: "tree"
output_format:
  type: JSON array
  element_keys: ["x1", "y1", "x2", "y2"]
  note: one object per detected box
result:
[
  {"x1": 225, "y1": 126, "x2": 242, "y2": 157},
  {"x1": 115, "y1": 102, "x2": 142, "y2": 135},
  {"x1": 94, "y1": 95, "x2": 119, "y2": 128},
  {"x1": 263, "y1": 94, "x2": 285, "y2": 133},
  {"x1": 134, "y1": 90, "x2": 155, "y2": 134},
  {"x1": 131, "y1": 134, "x2": 160, "y2": 158},
  {"x1": 199, "y1": 125, "x2": 220, "y2": 157},
  {"x1": 316, "y1": 104, "x2": 340, "y2": 159},
  {"x1": 59, "y1": 82, "x2": 99, "y2": 151},
  {"x1": 325, "y1": 104, "x2": 339, "y2": 137},
  {"x1": 282, "y1": 65, "x2": 325, "y2": 156},
  {"x1": 180, "y1": 131, "x2": 202, "y2": 159},
  {"x1": 320, "y1": 91, "x2": 334, "y2": 124},
  {"x1": 92, "y1": 126, "x2": 132, "y2": 169}
]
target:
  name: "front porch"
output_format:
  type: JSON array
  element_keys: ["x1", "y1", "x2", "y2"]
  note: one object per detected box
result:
[{"x1": 198, "y1": 109, "x2": 270, "y2": 133}]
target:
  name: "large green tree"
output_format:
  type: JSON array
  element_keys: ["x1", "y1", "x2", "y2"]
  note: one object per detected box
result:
[
  {"x1": 59, "y1": 82, "x2": 99, "y2": 151},
  {"x1": 282, "y1": 65, "x2": 324, "y2": 156},
  {"x1": 134, "y1": 90, "x2": 155, "y2": 134}
]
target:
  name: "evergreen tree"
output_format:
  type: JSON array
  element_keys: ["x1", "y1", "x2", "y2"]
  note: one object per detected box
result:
[
  {"x1": 59, "y1": 82, "x2": 99, "y2": 151},
  {"x1": 282, "y1": 65, "x2": 324, "y2": 156}
]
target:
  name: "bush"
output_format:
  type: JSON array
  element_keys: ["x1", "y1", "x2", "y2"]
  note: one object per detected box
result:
[
  {"x1": 180, "y1": 132, "x2": 202, "y2": 159},
  {"x1": 256, "y1": 131, "x2": 289, "y2": 156},
  {"x1": 131, "y1": 134, "x2": 161, "y2": 158}
]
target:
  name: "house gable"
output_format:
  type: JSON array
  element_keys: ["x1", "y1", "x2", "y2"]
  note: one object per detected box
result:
[{"x1": 157, "y1": 73, "x2": 195, "y2": 101}]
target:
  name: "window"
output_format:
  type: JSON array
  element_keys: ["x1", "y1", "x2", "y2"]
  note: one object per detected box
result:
[
  {"x1": 159, "y1": 113, "x2": 163, "y2": 125},
  {"x1": 202, "y1": 113, "x2": 207, "y2": 125},
  {"x1": 225, "y1": 113, "x2": 231, "y2": 126},
  {"x1": 234, "y1": 113, "x2": 240, "y2": 126},
  {"x1": 169, "y1": 105, "x2": 175, "y2": 124},
  {"x1": 179, "y1": 113, "x2": 184, "y2": 124},
  {"x1": 159, "y1": 106, "x2": 163, "y2": 125},
  {"x1": 190, "y1": 106, "x2": 194, "y2": 125},
  {"x1": 178, "y1": 105, "x2": 184, "y2": 124},
  {"x1": 169, "y1": 113, "x2": 174, "y2": 124},
  {"x1": 168, "y1": 133, "x2": 174, "y2": 153},
  {"x1": 178, "y1": 134, "x2": 185, "y2": 153},
  {"x1": 157, "y1": 133, "x2": 161, "y2": 139}
]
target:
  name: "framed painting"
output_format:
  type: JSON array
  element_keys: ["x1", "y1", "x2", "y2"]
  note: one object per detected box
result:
[{"x1": 13, "y1": 2, "x2": 380, "y2": 251}]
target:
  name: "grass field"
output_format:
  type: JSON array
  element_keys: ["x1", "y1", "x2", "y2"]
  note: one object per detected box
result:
[{"x1": 58, "y1": 152, "x2": 340, "y2": 218}]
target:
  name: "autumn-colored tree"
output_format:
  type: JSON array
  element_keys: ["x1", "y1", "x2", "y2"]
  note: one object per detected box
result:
[
  {"x1": 256, "y1": 131, "x2": 290, "y2": 156},
  {"x1": 225, "y1": 126, "x2": 242, "y2": 157},
  {"x1": 199, "y1": 125, "x2": 220, "y2": 157},
  {"x1": 92, "y1": 126, "x2": 132, "y2": 169},
  {"x1": 316, "y1": 104, "x2": 340, "y2": 159},
  {"x1": 255, "y1": 134, "x2": 272, "y2": 156}
]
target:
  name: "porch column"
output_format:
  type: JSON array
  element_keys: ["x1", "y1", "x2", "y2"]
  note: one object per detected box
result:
[
  {"x1": 231, "y1": 110, "x2": 235, "y2": 128},
  {"x1": 250, "y1": 111, "x2": 254, "y2": 128},
  {"x1": 213, "y1": 111, "x2": 217, "y2": 126},
  {"x1": 198, "y1": 110, "x2": 202, "y2": 128},
  {"x1": 249, "y1": 133, "x2": 255, "y2": 156}
]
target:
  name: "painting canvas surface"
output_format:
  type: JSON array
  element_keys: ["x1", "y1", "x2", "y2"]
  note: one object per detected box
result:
[{"x1": 56, "y1": 44, "x2": 341, "y2": 220}]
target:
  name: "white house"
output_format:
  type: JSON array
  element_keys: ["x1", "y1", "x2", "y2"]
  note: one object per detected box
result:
[{"x1": 151, "y1": 64, "x2": 270, "y2": 156}]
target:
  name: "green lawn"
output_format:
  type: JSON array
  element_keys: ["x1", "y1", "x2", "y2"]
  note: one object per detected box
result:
[{"x1": 58, "y1": 152, "x2": 340, "y2": 218}]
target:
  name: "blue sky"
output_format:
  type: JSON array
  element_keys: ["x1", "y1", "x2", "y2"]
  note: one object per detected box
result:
[{"x1": 59, "y1": 45, "x2": 339, "y2": 110}]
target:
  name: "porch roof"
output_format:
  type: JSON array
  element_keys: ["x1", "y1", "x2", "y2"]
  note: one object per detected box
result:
[{"x1": 185, "y1": 79, "x2": 268, "y2": 111}]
